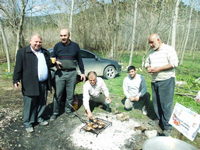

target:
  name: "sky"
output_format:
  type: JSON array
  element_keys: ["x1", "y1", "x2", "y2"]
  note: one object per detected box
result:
[
  {"x1": 182, "y1": 0, "x2": 200, "y2": 10},
  {"x1": 1, "y1": 0, "x2": 198, "y2": 18},
  {"x1": 27, "y1": 0, "x2": 199, "y2": 17}
]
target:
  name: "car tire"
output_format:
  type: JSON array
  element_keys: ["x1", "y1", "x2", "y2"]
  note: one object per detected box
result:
[{"x1": 103, "y1": 66, "x2": 116, "y2": 79}]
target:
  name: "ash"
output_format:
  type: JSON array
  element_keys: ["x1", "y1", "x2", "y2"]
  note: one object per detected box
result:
[{"x1": 70, "y1": 113, "x2": 141, "y2": 150}]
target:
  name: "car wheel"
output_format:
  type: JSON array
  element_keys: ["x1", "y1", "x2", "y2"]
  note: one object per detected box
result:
[{"x1": 103, "y1": 66, "x2": 116, "y2": 79}]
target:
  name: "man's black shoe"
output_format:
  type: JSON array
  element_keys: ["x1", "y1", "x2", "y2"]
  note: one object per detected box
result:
[
  {"x1": 163, "y1": 129, "x2": 172, "y2": 136},
  {"x1": 50, "y1": 115, "x2": 57, "y2": 122},
  {"x1": 106, "y1": 107, "x2": 111, "y2": 113}
]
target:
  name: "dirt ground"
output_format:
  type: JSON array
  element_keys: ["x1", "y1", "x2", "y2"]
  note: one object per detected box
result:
[{"x1": 0, "y1": 78, "x2": 199, "y2": 150}]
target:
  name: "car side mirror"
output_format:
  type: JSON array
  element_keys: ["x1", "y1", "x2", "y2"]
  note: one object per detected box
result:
[{"x1": 95, "y1": 56, "x2": 99, "y2": 60}]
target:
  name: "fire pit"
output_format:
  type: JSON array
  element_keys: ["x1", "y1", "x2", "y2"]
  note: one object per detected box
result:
[
  {"x1": 71, "y1": 113, "x2": 142, "y2": 150},
  {"x1": 80, "y1": 117, "x2": 112, "y2": 136}
]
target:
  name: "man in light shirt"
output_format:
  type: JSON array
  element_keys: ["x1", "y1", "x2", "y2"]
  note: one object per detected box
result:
[
  {"x1": 145, "y1": 33, "x2": 178, "y2": 136},
  {"x1": 83, "y1": 71, "x2": 111, "y2": 120},
  {"x1": 13, "y1": 34, "x2": 53, "y2": 133},
  {"x1": 123, "y1": 66, "x2": 150, "y2": 115}
]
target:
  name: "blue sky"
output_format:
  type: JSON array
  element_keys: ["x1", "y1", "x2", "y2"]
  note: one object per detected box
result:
[{"x1": 182, "y1": 0, "x2": 200, "y2": 10}]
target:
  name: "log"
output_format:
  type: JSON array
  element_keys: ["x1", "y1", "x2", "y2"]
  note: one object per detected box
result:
[{"x1": 174, "y1": 92, "x2": 196, "y2": 99}]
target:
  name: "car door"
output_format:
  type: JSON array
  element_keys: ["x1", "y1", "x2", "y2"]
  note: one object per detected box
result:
[{"x1": 80, "y1": 50, "x2": 103, "y2": 76}]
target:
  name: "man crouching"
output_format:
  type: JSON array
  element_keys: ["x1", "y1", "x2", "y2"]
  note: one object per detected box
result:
[
  {"x1": 123, "y1": 66, "x2": 150, "y2": 115},
  {"x1": 83, "y1": 71, "x2": 111, "y2": 120}
]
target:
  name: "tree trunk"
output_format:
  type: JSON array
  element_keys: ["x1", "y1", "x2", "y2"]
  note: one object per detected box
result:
[
  {"x1": 190, "y1": 12, "x2": 198, "y2": 56},
  {"x1": 192, "y1": 39, "x2": 197, "y2": 60},
  {"x1": 0, "y1": 20, "x2": 11, "y2": 72},
  {"x1": 69, "y1": 0, "x2": 74, "y2": 39},
  {"x1": 15, "y1": 0, "x2": 26, "y2": 59},
  {"x1": 167, "y1": 27, "x2": 171, "y2": 45},
  {"x1": 180, "y1": 0, "x2": 194, "y2": 65},
  {"x1": 171, "y1": 0, "x2": 181, "y2": 49},
  {"x1": 110, "y1": 0, "x2": 120, "y2": 59},
  {"x1": 179, "y1": 25, "x2": 186, "y2": 57},
  {"x1": 155, "y1": 0, "x2": 165, "y2": 33},
  {"x1": 128, "y1": 0, "x2": 137, "y2": 66}
]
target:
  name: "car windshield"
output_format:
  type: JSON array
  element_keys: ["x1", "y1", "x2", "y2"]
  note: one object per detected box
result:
[{"x1": 80, "y1": 50, "x2": 95, "y2": 58}]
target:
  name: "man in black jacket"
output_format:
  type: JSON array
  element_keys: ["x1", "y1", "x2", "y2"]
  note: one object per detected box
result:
[{"x1": 13, "y1": 34, "x2": 53, "y2": 133}]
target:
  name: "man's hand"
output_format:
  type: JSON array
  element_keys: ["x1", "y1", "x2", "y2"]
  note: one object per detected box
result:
[
  {"x1": 105, "y1": 97, "x2": 112, "y2": 103},
  {"x1": 151, "y1": 67, "x2": 161, "y2": 73},
  {"x1": 55, "y1": 61, "x2": 62, "y2": 69},
  {"x1": 148, "y1": 64, "x2": 172, "y2": 73},
  {"x1": 134, "y1": 95, "x2": 140, "y2": 101},
  {"x1": 129, "y1": 96, "x2": 139, "y2": 102},
  {"x1": 129, "y1": 97, "x2": 135, "y2": 102},
  {"x1": 14, "y1": 82, "x2": 20, "y2": 89},
  {"x1": 86, "y1": 109, "x2": 93, "y2": 119},
  {"x1": 81, "y1": 74, "x2": 86, "y2": 82}
]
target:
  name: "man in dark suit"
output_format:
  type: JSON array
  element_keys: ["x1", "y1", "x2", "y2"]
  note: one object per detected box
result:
[{"x1": 13, "y1": 34, "x2": 53, "y2": 133}]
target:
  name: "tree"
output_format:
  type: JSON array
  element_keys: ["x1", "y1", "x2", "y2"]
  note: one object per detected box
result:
[
  {"x1": 110, "y1": 0, "x2": 120, "y2": 59},
  {"x1": 0, "y1": 0, "x2": 28, "y2": 58},
  {"x1": 0, "y1": 20, "x2": 10, "y2": 72},
  {"x1": 171, "y1": 0, "x2": 181, "y2": 49},
  {"x1": 16, "y1": 0, "x2": 27, "y2": 56},
  {"x1": 69, "y1": 0, "x2": 74, "y2": 39},
  {"x1": 180, "y1": 0, "x2": 194, "y2": 65},
  {"x1": 190, "y1": 11, "x2": 198, "y2": 56},
  {"x1": 128, "y1": 0, "x2": 138, "y2": 66}
]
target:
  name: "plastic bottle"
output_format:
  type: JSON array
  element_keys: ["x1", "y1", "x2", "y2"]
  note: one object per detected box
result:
[{"x1": 73, "y1": 97, "x2": 79, "y2": 110}]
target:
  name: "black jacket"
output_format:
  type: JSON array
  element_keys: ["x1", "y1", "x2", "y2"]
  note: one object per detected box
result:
[{"x1": 13, "y1": 45, "x2": 53, "y2": 96}]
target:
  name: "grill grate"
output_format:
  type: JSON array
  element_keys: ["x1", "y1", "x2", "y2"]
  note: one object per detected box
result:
[{"x1": 80, "y1": 118, "x2": 112, "y2": 136}]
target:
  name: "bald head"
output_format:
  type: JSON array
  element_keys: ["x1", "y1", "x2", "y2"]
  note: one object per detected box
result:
[
  {"x1": 60, "y1": 28, "x2": 70, "y2": 45},
  {"x1": 88, "y1": 71, "x2": 97, "y2": 86},
  {"x1": 149, "y1": 33, "x2": 160, "y2": 41},
  {"x1": 88, "y1": 71, "x2": 97, "y2": 79},
  {"x1": 60, "y1": 28, "x2": 70, "y2": 36},
  {"x1": 149, "y1": 33, "x2": 162, "y2": 51}
]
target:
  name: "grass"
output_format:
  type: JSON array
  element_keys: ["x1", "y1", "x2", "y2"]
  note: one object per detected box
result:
[
  {"x1": 75, "y1": 50, "x2": 200, "y2": 120},
  {"x1": 0, "y1": 50, "x2": 200, "y2": 148},
  {"x1": 4, "y1": 50, "x2": 200, "y2": 115},
  {"x1": 120, "y1": 51, "x2": 200, "y2": 114},
  {"x1": 100, "y1": 50, "x2": 200, "y2": 148},
  {"x1": 0, "y1": 62, "x2": 14, "y2": 79}
]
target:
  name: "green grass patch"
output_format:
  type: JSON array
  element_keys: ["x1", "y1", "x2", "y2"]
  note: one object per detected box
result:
[
  {"x1": 74, "y1": 51, "x2": 200, "y2": 119},
  {"x1": 1, "y1": 51, "x2": 199, "y2": 117},
  {"x1": 103, "y1": 51, "x2": 200, "y2": 118},
  {"x1": 0, "y1": 62, "x2": 14, "y2": 79}
]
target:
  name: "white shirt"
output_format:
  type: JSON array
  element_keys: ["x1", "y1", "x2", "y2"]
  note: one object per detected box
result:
[
  {"x1": 83, "y1": 77, "x2": 109, "y2": 110},
  {"x1": 123, "y1": 74, "x2": 147, "y2": 99},
  {"x1": 31, "y1": 48, "x2": 48, "y2": 81},
  {"x1": 145, "y1": 43, "x2": 178, "y2": 82}
]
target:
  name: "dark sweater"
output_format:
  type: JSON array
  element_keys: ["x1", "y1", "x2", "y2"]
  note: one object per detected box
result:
[{"x1": 52, "y1": 41, "x2": 85, "y2": 74}]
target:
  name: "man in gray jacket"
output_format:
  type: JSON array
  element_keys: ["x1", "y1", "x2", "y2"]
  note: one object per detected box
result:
[{"x1": 123, "y1": 66, "x2": 150, "y2": 115}]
